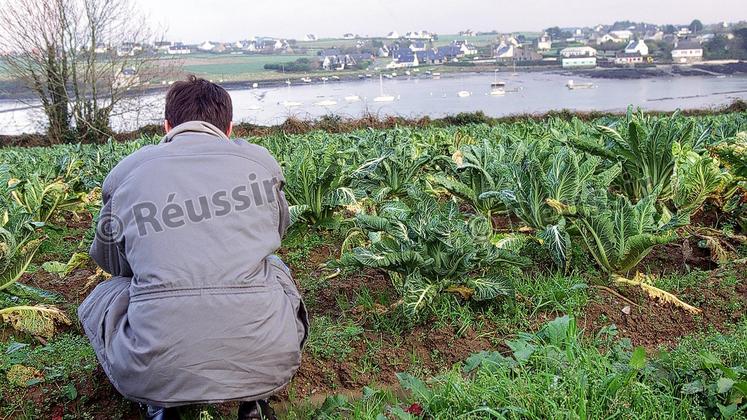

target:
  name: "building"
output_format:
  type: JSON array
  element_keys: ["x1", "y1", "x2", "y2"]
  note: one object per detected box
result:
[
  {"x1": 386, "y1": 31, "x2": 400, "y2": 39},
  {"x1": 415, "y1": 50, "x2": 447, "y2": 65},
  {"x1": 513, "y1": 47, "x2": 542, "y2": 62},
  {"x1": 322, "y1": 54, "x2": 360, "y2": 70},
  {"x1": 304, "y1": 34, "x2": 317, "y2": 41},
  {"x1": 405, "y1": 30, "x2": 433, "y2": 41},
  {"x1": 671, "y1": 40, "x2": 703, "y2": 63},
  {"x1": 198, "y1": 41, "x2": 215, "y2": 52},
  {"x1": 453, "y1": 40, "x2": 477, "y2": 56},
  {"x1": 609, "y1": 30, "x2": 633, "y2": 40},
  {"x1": 614, "y1": 51, "x2": 644, "y2": 65},
  {"x1": 437, "y1": 45, "x2": 462, "y2": 60},
  {"x1": 388, "y1": 51, "x2": 419, "y2": 68},
  {"x1": 562, "y1": 56, "x2": 597, "y2": 68},
  {"x1": 597, "y1": 33, "x2": 625, "y2": 44},
  {"x1": 624, "y1": 39, "x2": 649, "y2": 56},
  {"x1": 409, "y1": 41, "x2": 428, "y2": 52},
  {"x1": 94, "y1": 43, "x2": 109, "y2": 54},
  {"x1": 644, "y1": 30, "x2": 664, "y2": 41},
  {"x1": 494, "y1": 43, "x2": 514, "y2": 61},
  {"x1": 114, "y1": 68, "x2": 139, "y2": 89},
  {"x1": 559, "y1": 46, "x2": 597, "y2": 58},
  {"x1": 535, "y1": 34, "x2": 552, "y2": 51},
  {"x1": 167, "y1": 44, "x2": 191, "y2": 55},
  {"x1": 378, "y1": 45, "x2": 390, "y2": 57}
]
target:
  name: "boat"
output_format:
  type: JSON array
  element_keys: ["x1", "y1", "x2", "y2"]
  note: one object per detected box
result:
[
  {"x1": 491, "y1": 81, "x2": 506, "y2": 96},
  {"x1": 391, "y1": 72, "x2": 397, "y2": 77},
  {"x1": 344, "y1": 95, "x2": 361, "y2": 102},
  {"x1": 457, "y1": 90, "x2": 471, "y2": 98},
  {"x1": 320, "y1": 77, "x2": 329, "y2": 82},
  {"x1": 281, "y1": 101, "x2": 302, "y2": 108},
  {"x1": 404, "y1": 70, "x2": 411, "y2": 76},
  {"x1": 252, "y1": 82, "x2": 259, "y2": 88},
  {"x1": 314, "y1": 99, "x2": 338, "y2": 106},
  {"x1": 373, "y1": 74, "x2": 396, "y2": 102},
  {"x1": 285, "y1": 79, "x2": 291, "y2": 86},
  {"x1": 566, "y1": 80, "x2": 594, "y2": 90},
  {"x1": 331, "y1": 75, "x2": 341, "y2": 81},
  {"x1": 432, "y1": 72, "x2": 441, "y2": 79},
  {"x1": 301, "y1": 77, "x2": 312, "y2": 83},
  {"x1": 358, "y1": 74, "x2": 366, "y2": 79}
]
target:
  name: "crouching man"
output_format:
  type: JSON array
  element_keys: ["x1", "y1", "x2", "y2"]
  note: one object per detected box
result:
[{"x1": 78, "y1": 76, "x2": 308, "y2": 420}]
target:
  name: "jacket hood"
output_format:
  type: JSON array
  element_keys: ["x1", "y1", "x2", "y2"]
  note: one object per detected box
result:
[{"x1": 161, "y1": 120, "x2": 229, "y2": 143}]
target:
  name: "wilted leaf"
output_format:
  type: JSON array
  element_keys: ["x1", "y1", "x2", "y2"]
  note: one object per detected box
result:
[{"x1": 6, "y1": 364, "x2": 43, "y2": 387}]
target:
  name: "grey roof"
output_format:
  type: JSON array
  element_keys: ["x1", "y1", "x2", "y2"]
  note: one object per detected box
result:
[{"x1": 674, "y1": 40, "x2": 701, "y2": 50}]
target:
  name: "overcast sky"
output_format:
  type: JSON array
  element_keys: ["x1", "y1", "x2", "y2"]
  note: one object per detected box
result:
[{"x1": 135, "y1": 0, "x2": 746, "y2": 43}]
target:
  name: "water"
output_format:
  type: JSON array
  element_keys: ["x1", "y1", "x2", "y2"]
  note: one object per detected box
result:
[{"x1": 1, "y1": 71, "x2": 746, "y2": 135}]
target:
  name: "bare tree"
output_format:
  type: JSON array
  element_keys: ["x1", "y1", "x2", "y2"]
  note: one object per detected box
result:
[{"x1": 0, "y1": 0, "x2": 174, "y2": 143}]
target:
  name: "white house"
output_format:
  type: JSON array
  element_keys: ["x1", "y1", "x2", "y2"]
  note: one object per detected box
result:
[
  {"x1": 405, "y1": 30, "x2": 433, "y2": 40},
  {"x1": 644, "y1": 31, "x2": 664, "y2": 41},
  {"x1": 114, "y1": 68, "x2": 139, "y2": 89},
  {"x1": 671, "y1": 40, "x2": 703, "y2": 63},
  {"x1": 562, "y1": 56, "x2": 597, "y2": 68},
  {"x1": 560, "y1": 46, "x2": 597, "y2": 58},
  {"x1": 94, "y1": 43, "x2": 108, "y2": 54},
  {"x1": 386, "y1": 30, "x2": 400, "y2": 39},
  {"x1": 198, "y1": 41, "x2": 215, "y2": 52},
  {"x1": 624, "y1": 40, "x2": 649, "y2": 56},
  {"x1": 155, "y1": 41, "x2": 171, "y2": 54},
  {"x1": 535, "y1": 34, "x2": 552, "y2": 51},
  {"x1": 609, "y1": 30, "x2": 633, "y2": 40},
  {"x1": 597, "y1": 33, "x2": 624, "y2": 44},
  {"x1": 458, "y1": 42, "x2": 477, "y2": 56},
  {"x1": 387, "y1": 53, "x2": 419, "y2": 68},
  {"x1": 409, "y1": 41, "x2": 428, "y2": 52},
  {"x1": 494, "y1": 44, "x2": 514, "y2": 61},
  {"x1": 378, "y1": 45, "x2": 390, "y2": 57},
  {"x1": 167, "y1": 44, "x2": 191, "y2": 55},
  {"x1": 614, "y1": 52, "x2": 644, "y2": 65}
]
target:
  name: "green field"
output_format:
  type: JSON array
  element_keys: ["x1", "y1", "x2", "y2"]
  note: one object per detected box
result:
[
  {"x1": 1, "y1": 110, "x2": 747, "y2": 418},
  {"x1": 178, "y1": 53, "x2": 313, "y2": 81}
]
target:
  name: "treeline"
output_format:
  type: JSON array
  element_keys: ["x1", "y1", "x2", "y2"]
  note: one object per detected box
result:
[{"x1": 264, "y1": 58, "x2": 318, "y2": 72}]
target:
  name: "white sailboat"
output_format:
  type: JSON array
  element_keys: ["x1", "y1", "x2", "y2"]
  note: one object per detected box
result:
[
  {"x1": 566, "y1": 79, "x2": 594, "y2": 90},
  {"x1": 457, "y1": 90, "x2": 471, "y2": 98},
  {"x1": 374, "y1": 74, "x2": 395, "y2": 102},
  {"x1": 491, "y1": 70, "x2": 506, "y2": 96},
  {"x1": 314, "y1": 99, "x2": 338, "y2": 106},
  {"x1": 281, "y1": 101, "x2": 302, "y2": 108},
  {"x1": 345, "y1": 95, "x2": 362, "y2": 102}
]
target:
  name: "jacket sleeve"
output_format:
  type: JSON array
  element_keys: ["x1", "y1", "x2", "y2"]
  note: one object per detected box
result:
[{"x1": 90, "y1": 172, "x2": 133, "y2": 278}]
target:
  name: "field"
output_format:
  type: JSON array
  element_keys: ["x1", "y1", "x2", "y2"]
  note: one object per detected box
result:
[
  {"x1": 1, "y1": 110, "x2": 747, "y2": 419},
  {"x1": 178, "y1": 53, "x2": 314, "y2": 81}
]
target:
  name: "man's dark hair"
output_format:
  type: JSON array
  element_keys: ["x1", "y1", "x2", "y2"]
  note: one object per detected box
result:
[{"x1": 165, "y1": 75, "x2": 233, "y2": 133}]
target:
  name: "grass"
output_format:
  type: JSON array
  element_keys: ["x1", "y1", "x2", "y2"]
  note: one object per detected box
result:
[
  {"x1": 180, "y1": 54, "x2": 312, "y2": 80},
  {"x1": 305, "y1": 316, "x2": 364, "y2": 362},
  {"x1": 291, "y1": 318, "x2": 747, "y2": 419}
]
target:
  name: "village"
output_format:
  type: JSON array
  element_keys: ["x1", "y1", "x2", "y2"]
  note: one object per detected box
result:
[{"x1": 87, "y1": 19, "x2": 747, "y2": 81}]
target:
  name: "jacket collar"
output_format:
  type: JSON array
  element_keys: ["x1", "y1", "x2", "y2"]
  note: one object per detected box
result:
[{"x1": 161, "y1": 121, "x2": 230, "y2": 144}]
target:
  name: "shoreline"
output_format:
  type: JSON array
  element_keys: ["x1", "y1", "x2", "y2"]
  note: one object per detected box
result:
[
  {"x1": 2, "y1": 99, "x2": 745, "y2": 148},
  {"x1": 1, "y1": 61, "x2": 745, "y2": 102}
]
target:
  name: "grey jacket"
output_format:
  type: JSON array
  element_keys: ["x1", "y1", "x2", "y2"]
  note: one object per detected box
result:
[{"x1": 78, "y1": 121, "x2": 308, "y2": 407}]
